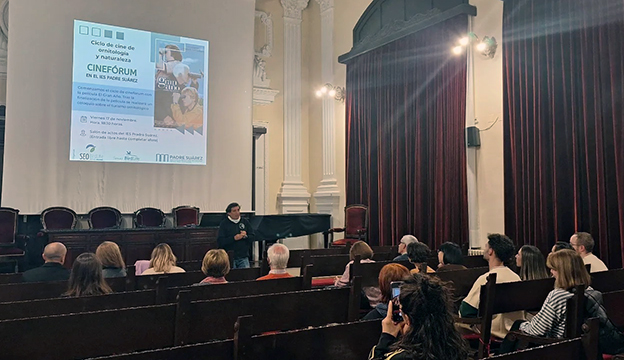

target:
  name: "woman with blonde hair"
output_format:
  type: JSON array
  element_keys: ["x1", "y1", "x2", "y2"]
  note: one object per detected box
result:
[
  {"x1": 95, "y1": 241, "x2": 126, "y2": 278},
  {"x1": 64, "y1": 253, "x2": 112, "y2": 297},
  {"x1": 141, "y1": 243, "x2": 185, "y2": 275},
  {"x1": 198, "y1": 249, "x2": 230, "y2": 285},
  {"x1": 335, "y1": 241, "x2": 382, "y2": 308}
]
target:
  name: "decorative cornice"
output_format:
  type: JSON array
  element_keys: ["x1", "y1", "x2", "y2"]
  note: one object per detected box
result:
[
  {"x1": 315, "y1": 0, "x2": 334, "y2": 13},
  {"x1": 352, "y1": 8, "x2": 441, "y2": 53},
  {"x1": 280, "y1": 0, "x2": 309, "y2": 20},
  {"x1": 255, "y1": 10, "x2": 273, "y2": 57},
  {"x1": 253, "y1": 87, "x2": 280, "y2": 106}
]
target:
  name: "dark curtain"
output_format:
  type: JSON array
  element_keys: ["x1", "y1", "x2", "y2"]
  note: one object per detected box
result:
[
  {"x1": 345, "y1": 16, "x2": 469, "y2": 248},
  {"x1": 503, "y1": 0, "x2": 624, "y2": 267}
]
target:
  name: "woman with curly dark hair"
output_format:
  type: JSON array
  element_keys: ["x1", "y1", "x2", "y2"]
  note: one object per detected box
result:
[{"x1": 369, "y1": 274, "x2": 468, "y2": 360}]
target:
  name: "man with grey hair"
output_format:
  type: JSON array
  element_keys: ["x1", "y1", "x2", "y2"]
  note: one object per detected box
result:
[
  {"x1": 22, "y1": 242, "x2": 70, "y2": 283},
  {"x1": 257, "y1": 243, "x2": 293, "y2": 280},
  {"x1": 393, "y1": 235, "x2": 419, "y2": 261},
  {"x1": 570, "y1": 232, "x2": 608, "y2": 273}
]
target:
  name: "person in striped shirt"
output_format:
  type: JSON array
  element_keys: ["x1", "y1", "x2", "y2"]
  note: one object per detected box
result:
[{"x1": 518, "y1": 249, "x2": 592, "y2": 338}]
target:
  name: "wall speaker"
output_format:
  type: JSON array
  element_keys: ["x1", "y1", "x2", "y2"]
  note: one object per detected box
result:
[{"x1": 466, "y1": 126, "x2": 481, "y2": 147}]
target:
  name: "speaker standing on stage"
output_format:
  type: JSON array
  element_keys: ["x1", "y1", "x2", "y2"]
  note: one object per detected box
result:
[{"x1": 217, "y1": 202, "x2": 255, "y2": 269}]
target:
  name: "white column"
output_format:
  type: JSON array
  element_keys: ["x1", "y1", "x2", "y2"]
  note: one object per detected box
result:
[
  {"x1": 465, "y1": 18, "x2": 481, "y2": 249},
  {"x1": 312, "y1": 0, "x2": 340, "y2": 240},
  {"x1": 277, "y1": 0, "x2": 310, "y2": 215}
]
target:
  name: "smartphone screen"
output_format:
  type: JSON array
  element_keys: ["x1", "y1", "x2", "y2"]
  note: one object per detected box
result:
[{"x1": 391, "y1": 281, "x2": 404, "y2": 322}]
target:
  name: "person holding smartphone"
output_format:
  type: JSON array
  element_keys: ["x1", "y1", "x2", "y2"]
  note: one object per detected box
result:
[{"x1": 368, "y1": 274, "x2": 468, "y2": 360}]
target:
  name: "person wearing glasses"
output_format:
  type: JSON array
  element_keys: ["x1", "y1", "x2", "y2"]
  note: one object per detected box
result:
[
  {"x1": 393, "y1": 235, "x2": 419, "y2": 262},
  {"x1": 569, "y1": 232, "x2": 608, "y2": 273}
]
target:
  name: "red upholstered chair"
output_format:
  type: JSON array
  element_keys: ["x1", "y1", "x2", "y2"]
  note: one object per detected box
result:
[
  {"x1": 133, "y1": 207, "x2": 166, "y2": 228},
  {"x1": 172, "y1": 206, "x2": 200, "y2": 227},
  {"x1": 0, "y1": 207, "x2": 25, "y2": 272},
  {"x1": 88, "y1": 207, "x2": 122, "y2": 229},
  {"x1": 324, "y1": 204, "x2": 368, "y2": 247},
  {"x1": 41, "y1": 207, "x2": 78, "y2": 230}
]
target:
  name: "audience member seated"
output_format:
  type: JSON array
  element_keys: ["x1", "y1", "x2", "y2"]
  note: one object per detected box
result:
[
  {"x1": 502, "y1": 249, "x2": 624, "y2": 355},
  {"x1": 459, "y1": 234, "x2": 523, "y2": 339},
  {"x1": 369, "y1": 274, "x2": 469, "y2": 360},
  {"x1": 551, "y1": 241, "x2": 573, "y2": 254},
  {"x1": 257, "y1": 243, "x2": 293, "y2": 280},
  {"x1": 335, "y1": 241, "x2": 382, "y2": 308},
  {"x1": 516, "y1": 245, "x2": 549, "y2": 281},
  {"x1": 570, "y1": 232, "x2": 608, "y2": 273},
  {"x1": 22, "y1": 242, "x2": 70, "y2": 283},
  {"x1": 198, "y1": 249, "x2": 230, "y2": 285},
  {"x1": 436, "y1": 242, "x2": 467, "y2": 272},
  {"x1": 392, "y1": 235, "x2": 418, "y2": 262},
  {"x1": 63, "y1": 253, "x2": 112, "y2": 297},
  {"x1": 406, "y1": 242, "x2": 435, "y2": 274},
  {"x1": 363, "y1": 263, "x2": 410, "y2": 320},
  {"x1": 95, "y1": 241, "x2": 127, "y2": 278},
  {"x1": 141, "y1": 243, "x2": 186, "y2": 275}
]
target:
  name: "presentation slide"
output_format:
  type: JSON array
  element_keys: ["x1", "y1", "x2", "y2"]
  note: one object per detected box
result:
[{"x1": 70, "y1": 20, "x2": 209, "y2": 165}]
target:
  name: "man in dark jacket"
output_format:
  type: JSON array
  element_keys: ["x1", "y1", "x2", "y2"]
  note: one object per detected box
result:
[
  {"x1": 217, "y1": 202, "x2": 255, "y2": 269},
  {"x1": 22, "y1": 242, "x2": 70, "y2": 282}
]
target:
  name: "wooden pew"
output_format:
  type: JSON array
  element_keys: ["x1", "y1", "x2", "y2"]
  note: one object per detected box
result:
[
  {"x1": 259, "y1": 247, "x2": 349, "y2": 275},
  {"x1": 86, "y1": 317, "x2": 381, "y2": 360},
  {"x1": 432, "y1": 266, "x2": 489, "y2": 300},
  {"x1": 592, "y1": 268, "x2": 624, "y2": 293},
  {"x1": 0, "y1": 276, "x2": 126, "y2": 302},
  {"x1": 300, "y1": 253, "x2": 392, "y2": 278},
  {"x1": 0, "y1": 272, "x2": 22, "y2": 285},
  {"x1": 603, "y1": 290, "x2": 624, "y2": 327},
  {"x1": 0, "y1": 290, "x2": 158, "y2": 321},
  {"x1": 350, "y1": 259, "x2": 414, "y2": 287},
  {"x1": 0, "y1": 275, "x2": 314, "y2": 321},
  {"x1": 0, "y1": 280, "x2": 361, "y2": 360},
  {"x1": 460, "y1": 274, "x2": 583, "y2": 359},
  {"x1": 163, "y1": 275, "x2": 312, "y2": 302},
  {"x1": 427, "y1": 254, "x2": 488, "y2": 270},
  {"x1": 490, "y1": 318, "x2": 600, "y2": 360},
  {"x1": 128, "y1": 267, "x2": 262, "y2": 290},
  {"x1": 178, "y1": 279, "x2": 361, "y2": 344}
]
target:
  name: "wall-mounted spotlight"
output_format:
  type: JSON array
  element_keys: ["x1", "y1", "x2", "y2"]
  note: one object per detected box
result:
[
  {"x1": 452, "y1": 32, "x2": 497, "y2": 59},
  {"x1": 315, "y1": 83, "x2": 345, "y2": 103}
]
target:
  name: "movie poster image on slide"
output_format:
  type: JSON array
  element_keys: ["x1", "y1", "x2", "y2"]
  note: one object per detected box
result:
[
  {"x1": 70, "y1": 20, "x2": 209, "y2": 165},
  {"x1": 154, "y1": 41, "x2": 205, "y2": 133}
]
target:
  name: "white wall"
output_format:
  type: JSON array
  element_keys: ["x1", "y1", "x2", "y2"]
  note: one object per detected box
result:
[{"x1": 471, "y1": 0, "x2": 505, "y2": 246}]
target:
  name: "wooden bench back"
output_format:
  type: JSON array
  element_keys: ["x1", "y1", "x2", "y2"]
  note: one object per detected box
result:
[
  {"x1": 129, "y1": 267, "x2": 262, "y2": 290},
  {"x1": 0, "y1": 280, "x2": 361, "y2": 360},
  {"x1": 591, "y1": 268, "x2": 624, "y2": 293},
  {"x1": 350, "y1": 259, "x2": 414, "y2": 287},
  {"x1": 602, "y1": 289, "x2": 624, "y2": 327},
  {"x1": 164, "y1": 275, "x2": 311, "y2": 303},
  {"x1": 0, "y1": 276, "x2": 126, "y2": 302},
  {"x1": 0, "y1": 290, "x2": 157, "y2": 321},
  {"x1": 87, "y1": 317, "x2": 381, "y2": 360},
  {"x1": 432, "y1": 266, "x2": 488, "y2": 298}
]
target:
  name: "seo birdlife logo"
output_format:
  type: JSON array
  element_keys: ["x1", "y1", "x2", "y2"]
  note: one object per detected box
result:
[{"x1": 79, "y1": 144, "x2": 103, "y2": 161}]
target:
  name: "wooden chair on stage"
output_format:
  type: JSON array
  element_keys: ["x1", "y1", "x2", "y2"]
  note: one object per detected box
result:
[
  {"x1": 88, "y1": 206, "x2": 122, "y2": 229},
  {"x1": 41, "y1": 206, "x2": 77, "y2": 230},
  {"x1": 0, "y1": 207, "x2": 25, "y2": 272},
  {"x1": 323, "y1": 204, "x2": 368, "y2": 247},
  {"x1": 133, "y1": 207, "x2": 166, "y2": 228},
  {"x1": 172, "y1": 206, "x2": 200, "y2": 227}
]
